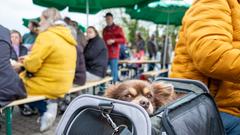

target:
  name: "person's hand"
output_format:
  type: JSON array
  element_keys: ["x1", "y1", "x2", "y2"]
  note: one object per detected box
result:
[
  {"x1": 12, "y1": 64, "x2": 22, "y2": 73},
  {"x1": 18, "y1": 56, "x2": 26, "y2": 64},
  {"x1": 107, "y1": 39, "x2": 115, "y2": 45},
  {"x1": 10, "y1": 59, "x2": 17, "y2": 66},
  {"x1": 11, "y1": 61, "x2": 23, "y2": 73}
]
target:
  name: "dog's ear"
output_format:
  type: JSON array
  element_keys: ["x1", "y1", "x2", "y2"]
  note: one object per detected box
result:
[
  {"x1": 151, "y1": 82, "x2": 176, "y2": 106},
  {"x1": 104, "y1": 84, "x2": 120, "y2": 99}
]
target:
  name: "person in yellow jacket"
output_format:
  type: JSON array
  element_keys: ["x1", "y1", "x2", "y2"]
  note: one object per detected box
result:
[
  {"x1": 19, "y1": 8, "x2": 77, "y2": 132},
  {"x1": 171, "y1": 0, "x2": 240, "y2": 134}
]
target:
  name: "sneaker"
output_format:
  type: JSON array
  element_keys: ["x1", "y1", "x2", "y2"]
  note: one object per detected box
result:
[
  {"x1": 20, "y1": 105, "x2": 38, "y2": 116},
  {"x1": 39, "y1": 102, "x2": 58, "y2": 132},
  {"x1": 40, "y1": 112, "x2": 55, "y2": 132}
]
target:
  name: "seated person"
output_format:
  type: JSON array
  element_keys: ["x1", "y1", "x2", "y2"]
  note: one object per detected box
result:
[
  {"x1": 22, "y1": 20, "x2": 39, "y2": 50},
  {"x1": 10, "y1": 30, "x2": 28, "y2": 61},
  {"x1": 73, "y1": 40, "x2": 87, "y2": 85},
  {"x1": 130, "y1": 48, "x2": 144, "y2": 78},
  {"x1": 66, "y1": 19, "x2": 86, "y2": 86},
  {"x1": 0, "y1": 25, "x2": 26, "y2": 108},
  {"x1": 19, "y1": 8, "x2": 77, "y2": 132},
  {"x1": 10, "y1": 30, "x2": 28, "y2": 73},
  {"x1": 84, "y1": 26, "x2": 108, "y2": 82}
]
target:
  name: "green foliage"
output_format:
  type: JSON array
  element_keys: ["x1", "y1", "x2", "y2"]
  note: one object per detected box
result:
[{"x1": 122, "y1": 17, "x2": 138, "y2": 47}]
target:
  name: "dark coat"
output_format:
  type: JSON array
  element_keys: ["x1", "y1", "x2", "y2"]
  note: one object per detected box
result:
[
  {"x1": 84, "y1": 35, "x2": 108, "y2": 78},
  {"x1": 10, "y1": 45, "x2": 28, "y2": 61},
  {"x1": 136, "y1": 39, "x2": 145, "y2": 52},
  {"x1": 0, "y1": 25, "x2": 26, "y2": 107},
  {"x1": 74, "y1": 45, "x2": 86, "y2": 85},
  {"x1": 147, "y1": 40, "x2": 157, "y2": 59},
  {"x1": 161, "y1": 37, "x2": 172, "y2": 64}
]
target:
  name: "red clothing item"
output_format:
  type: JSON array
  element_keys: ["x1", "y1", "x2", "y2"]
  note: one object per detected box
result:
[
  {"x1": 103, "y1": 24, "x2": 126, "y2": 59},
  {"x1": 133, "y1": 51, "x2": 145, "y2": 60}
]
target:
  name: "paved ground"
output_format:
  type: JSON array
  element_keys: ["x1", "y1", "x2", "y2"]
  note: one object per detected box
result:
[
  {"x1": 0, "y1": 107, "x2": 61, "y2": 135},
  {"x1": 0, "y1": 84, "x2": 111, "y2": 135}
]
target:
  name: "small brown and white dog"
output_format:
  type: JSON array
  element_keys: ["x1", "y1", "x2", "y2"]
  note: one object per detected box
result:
[{"x1": 104, "y1": 80, "x2": 178, "y2": 115}]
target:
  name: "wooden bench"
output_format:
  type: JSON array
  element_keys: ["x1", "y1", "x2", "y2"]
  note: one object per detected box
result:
[
  {"x1": 141, "y1": 69, "x2": 169, "y2": 80},
  {"x1": 119, "y1": 60, "x2": 160, "y2": 64},
  {"x1": 68, "y1": 76, "x2": 112, "y2": 94},
  {"x1": 0, "y1": 96, "x2": 47, "y2": 135},
  {"x1": 0, "y1": 76, "x2": 112, "y2": 135}
]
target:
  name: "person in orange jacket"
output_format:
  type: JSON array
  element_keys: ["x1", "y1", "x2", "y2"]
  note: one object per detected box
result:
[{"x1": 170, "y1": 0, "x2": 240, "y2": 134}]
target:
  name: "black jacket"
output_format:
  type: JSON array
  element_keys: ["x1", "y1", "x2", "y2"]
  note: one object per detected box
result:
[
  {"x1": 0, "y1": 25, "x2": 26, "y2": 107},
  {"x1": 84, "y1": 35, "x2": 108, "y2": 78},
  {"x1": 74, "y1": 45, "x2": 86, "y2": 85},
  {"x1": 10, "y1": 45, "x2": 28, "y2": 61},
  {"x1": 136, "y1": 39, "x2": 145, "y2": 52},
  {"x1": 147, "y1": 40, "x2": 157, "y2": 59}
]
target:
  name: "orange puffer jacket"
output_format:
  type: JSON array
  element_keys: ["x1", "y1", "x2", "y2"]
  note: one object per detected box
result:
[{"x1": 170, "y1": 0, "x2": 240, "y2": 117}]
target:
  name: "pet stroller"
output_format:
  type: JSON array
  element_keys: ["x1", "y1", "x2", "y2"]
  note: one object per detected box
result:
[
  {"x1": 56, "y1": 94, "x2": 151, "y2": 135},
  {"x1": 56, "y1": 78, "x2": 225, "y2": 135}
]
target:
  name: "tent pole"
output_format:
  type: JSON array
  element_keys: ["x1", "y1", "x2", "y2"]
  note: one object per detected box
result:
[
  {"x1": 163, "y1": 13, "x2": 170, "y2": 69},
  {"x1": 86, "y1": 0, "x2": 89, "y2": 27}
]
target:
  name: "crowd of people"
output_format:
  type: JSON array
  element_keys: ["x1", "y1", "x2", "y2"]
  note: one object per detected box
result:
[
  {"x1": 0, "y1": 7, "x2": 171, "y2": 132},
  {"x1": 4, "y1": 0, "x2": 240, "y2": 134}
]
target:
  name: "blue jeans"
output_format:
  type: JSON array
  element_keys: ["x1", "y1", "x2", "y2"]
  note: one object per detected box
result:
[
  {"x1": 108, "y1": 59, "x2": 119, "y2": 83},
  {"x1": 148, "y1": 63, "x2": 155, "y2": 71},
  {"x1": 28, "y1": 100, "x2": 47, "y2": 116},
  {"x1": 220, "y1": 112, "x2": 240, "y2": 135}
]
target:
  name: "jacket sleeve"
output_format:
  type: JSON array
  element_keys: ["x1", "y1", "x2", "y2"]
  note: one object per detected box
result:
[
  {"x1": 23, "y1": 32, "x2": 53, "y2": 73},
  {"x1": 102, "y1": 29, "x2": 108, "y2": 43},
  {"x1": 185, "y1": 0, "x2": 240, "y2": 82},
  {"x1": 74, "y1": 45, "x2": 86, "y2": 85},
  {"x1": 114, "y1": 27, "x2": 126, "y2": 44}
]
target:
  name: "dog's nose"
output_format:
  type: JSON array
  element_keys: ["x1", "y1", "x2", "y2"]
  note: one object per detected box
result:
[{"x1": 139, "y1": 100, "x2": 150, "y2": 109}]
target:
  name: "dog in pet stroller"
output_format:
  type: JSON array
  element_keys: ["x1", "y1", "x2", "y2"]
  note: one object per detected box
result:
[{"x1": 56, "y1": 78, "x2": 225, "y2": 135}]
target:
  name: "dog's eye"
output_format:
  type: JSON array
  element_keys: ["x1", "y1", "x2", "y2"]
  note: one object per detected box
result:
[
  {"x1": 146, "y1": 94, "x2": 153, "y2": 99},
  {"x1": 124, "y1": 94, "x2": 132, "y2": 98}
]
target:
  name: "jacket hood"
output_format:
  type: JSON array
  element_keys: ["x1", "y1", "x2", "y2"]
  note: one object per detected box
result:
[
  {"x1": 48, "y1": 25, "x2": 77, "y2": 46},
  {"x1": 0, "y1": 25, "x2": 11, "y2": 45}
]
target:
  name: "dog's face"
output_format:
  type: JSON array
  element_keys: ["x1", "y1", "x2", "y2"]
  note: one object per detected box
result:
[{"x1": 104, "y1": 80, "x2": 176, "y2": 115}]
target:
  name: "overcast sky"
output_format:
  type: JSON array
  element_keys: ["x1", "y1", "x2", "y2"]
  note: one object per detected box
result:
[
  {"x1": 0, "y1": 0, "x2": 193, "y2": 35},
  {"x1": 0, "y1": 0, "x2": 104, "y2": 34}
]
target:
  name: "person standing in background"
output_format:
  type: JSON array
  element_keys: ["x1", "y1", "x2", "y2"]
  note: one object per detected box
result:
[
  {"x1": 147, "y1": 34, "x2": 157, "y2": 71},
  {"x1": 135, "y1": 32, "x2": 145, "y2": 59},
  {"x1": 103, "y1": 12, "x2": 126, "y2": 83},
  {"x1": 161, "y1": 35, "x2": 172, "y2": 70},
  {"x1": 22, "y1": 20, "x2": 39, "y2": 50},
  {"x1": 147, "y1": 34, "x2": 157, "y2": 59}
]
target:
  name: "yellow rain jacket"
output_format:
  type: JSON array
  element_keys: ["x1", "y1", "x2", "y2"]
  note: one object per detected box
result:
[
  {"x1": 170, "y1": 0, "x2": 240, "y2": 117},
  {"x1": 20, "y1": 25, "x2": 77, "y2": 99}
]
